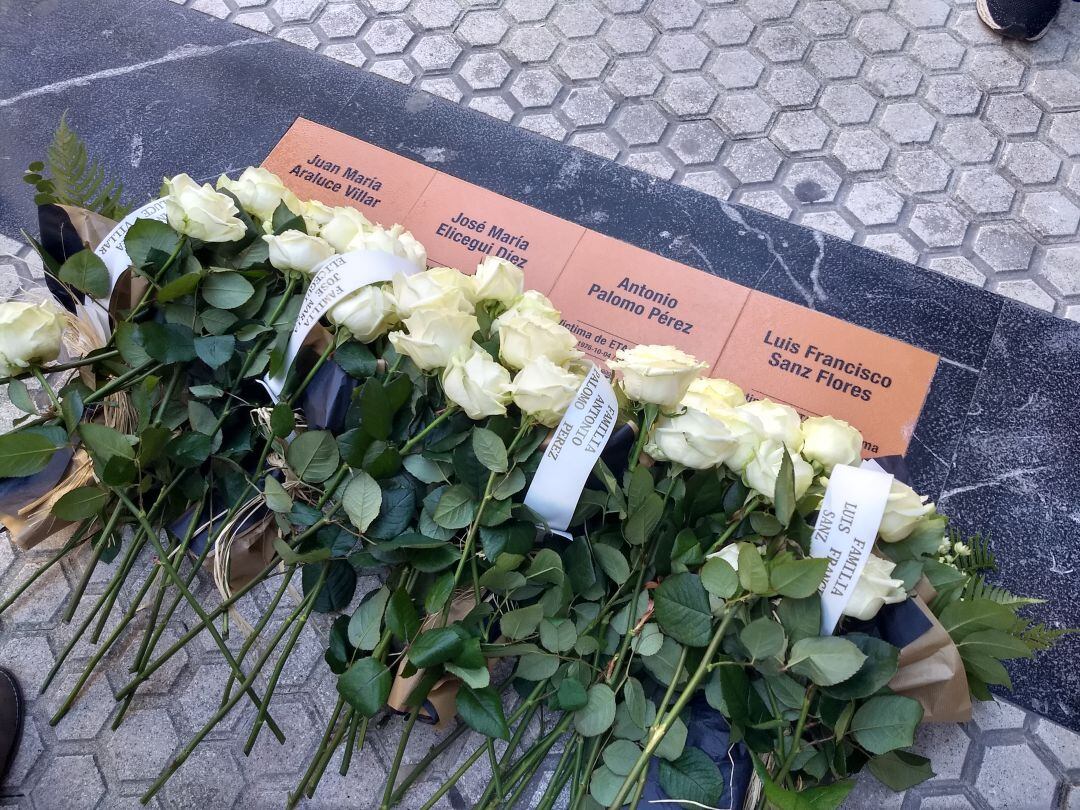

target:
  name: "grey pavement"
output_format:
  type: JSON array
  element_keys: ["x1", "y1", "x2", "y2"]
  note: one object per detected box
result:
[
  {"x1": 173, "y1": 0, "x2": 1080, "y2": 322},
  {"x1": 5, "y1": 0, "x2": 1080, "y2": 806}
]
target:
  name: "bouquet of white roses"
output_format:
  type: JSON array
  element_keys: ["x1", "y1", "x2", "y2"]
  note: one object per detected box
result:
[{"x1": 0, "y1": 121, "x2": 1065, "y2": 810}]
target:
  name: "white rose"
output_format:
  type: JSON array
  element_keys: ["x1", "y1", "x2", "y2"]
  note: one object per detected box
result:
[
  {"x1": 842, "y1": 555, "x2": 907, "y2": 620},
  {"x1": 879, "y1": 481, "x2": 936, "y2": 542},
  {"x1": 347, "y1": 224, "x2": 427, "y2": 271},
  {"x1": 392, "y1": 268, "x2": 474, "y2": 317},
  {"x1": 216, "y1": 167, "x2": 300, "y2": 222},
  {"x1": 497, "y1": 290, "x2": 561, "y2": 324},
  {"x1": 609, "y1": 344, "x2": 707, "y2": 408},
  {"x1": 0, "y1": 301, "x2": 65, "y2": 376},
  {"x1": 319, "y1": 206, "x2": 372, "y2": 252},
  {"x1": 164, "y1": 173, "x2": 246, "y2": 242},
  {"x1": 443, "y1": 344, "x2": 512, "y2": 419},
  {"x1": 263, "y1": 230, "x2": 335, "y2": 274},
  {"x1": 388, "y1": 308, "x2": 479, "y2": 370},
  {"x1": 496, "y1": 310, "x2": 580, "y2": 370},
  {"x1": 742, "y1": 439, "x2": 813, "y2": 502},
  {"x1": 706, "y1": 543, "x2": 741, "y2": 571},
  {"x1": 647, "y1": 406, "x2": 760, "y2": 470},
  {"x1": 800, "y1": 416, "x2": 863, "y2": 471},
  {"x1": 681, "y1": 377, "x2": 746, "y2": 414},
  {"x1": 473, "y1": 256, "x2": 524, "y2": 305},
  {"x1": 301, "y1": 199, "x2": 335, "y2": 235},
  {"x1": 328, "y1": 284, "x2": 398, "y2": 342},
  {"x1": 739, "y1": 399, "x2": 804, "y2": 453},
  {"x1": 512, "y1": 357, "x2": 583, "y2": 427}
]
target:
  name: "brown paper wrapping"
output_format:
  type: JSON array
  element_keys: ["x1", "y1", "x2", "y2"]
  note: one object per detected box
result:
[
  {"x1": 0, "y1": 450, "x2": 94, "y2": 550},
  {"x1": 387, "y1": 592, "x2": 477, "y2": 729},
  {"x1": 206, "y1": 512, "x2": 280, "y2": 592},
  {"x1": 888, "y1": 593, "x2": 972, "y2": 724}
]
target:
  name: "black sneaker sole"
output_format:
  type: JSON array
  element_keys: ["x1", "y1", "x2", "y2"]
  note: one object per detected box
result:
[
  {"x1": 976, "y1": 0, "x2": 1053, "y2": 41},
  {"x1": 0, "y1": 669, "x2": 22, "y2": 787}
]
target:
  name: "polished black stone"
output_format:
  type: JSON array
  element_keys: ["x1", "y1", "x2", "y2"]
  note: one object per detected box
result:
[{"x1": 2, "y1": 0, "x2": 1079, "y2": 730}]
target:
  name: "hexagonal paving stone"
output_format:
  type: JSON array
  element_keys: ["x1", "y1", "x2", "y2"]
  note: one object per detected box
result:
[
  {"x1": 510, "y1": 68, "x2": 563, "y2": 109},
  {"x1": 105, "y1": 708, "x2": 179, "y2": 782},
  {"x1": 624, "y1": 150, "x2": 677, "y2": 179},
  {"x1": 910, "y1": 31, "x2": 967, "y2": 70},
  {"x1": 764, "y1": 66, "x2": 820, "y2": 108},
  {"x1": 708, "y1": 51, "x2": 765, "y2": 90},
  {"x1": 410, "y1": 34, "x2": 462, "y2": 71},
  {"x1": 700, "y1": 8, "x2": 754, "y2": 46},
  {"x1": 745, "y1": 0, "x2": 799, "y2": 22},
  {"x1": 863, "y1": 232, "x2": 921, "y2": 263},
  {"x1": 795, "y1": 1, "x2": 851, "y2": 36},
  {"x1": 957, "y1": 169, "x2": 1017, "y2": 214},
  {"x1": 950, "y1": 8, "x2": 1001, "y2": 45},
  {"x1": 985, "y1": 94, "x2": 1044, "y2": 136},
  {"x1": 925, "y1": 74, "x2": 983, "y2": 116},
  {"x1": 646, "y1": 0, "x2": 703, "y2": 30},
  {"x1": 607, "y1": 58, "x2": 663, "y2": 97},
  {"x1": 407, "y1": 0, "x2": 461, "y2": 29},
  {"x1": 656, "y1": 33, "x2": 709, "y2": 72},
  {"x1": 316, "y1": 4, "x2": 366, "y2": 38},
  {"x1": 552, "y1": 2, "x2": 604, "y2": 38},
  {"x1": 507, "y1": 25, "x2": 560, "y2": 63},
  {"x1": 738, "y1": 189, "x2": 792, "y2": 218},
  {"x1": 271, "y1": 0, "x2": 324, "y2": 24},
  {"x1": 724, "y1": 140, "x2": 784, "y2": 184},
  {"x1": 973, "y1": 224, "x2": 1037, "y2": 273},
  {"x1": 503, "y1": 0, "x2": 556, "y2": 23},
  {"x1": 996, "y1": 279, "x2": 1056, "y2": 310},
  {"x1": 1022, "y1": 191, "x2": 1080, "y2": 236},
  {"x1": 669, "y1": 121, "x2": 723, "y2": 164},
  {"x1": 799, "y1": 210, "x2": 855, "y2": 240},
  {"x1": 1049, "y1": 111, "x2": 1080, "y2": 156},
  {"x1": 162, "y1": 746, "x2": 243, "y2": 808},
  {"x1": 33, "y1": 755, "x2": 105, "y2": 810},
  {"x1": 454, "y1": 10, "x2": 509, "y2": 46},
  {"x1": 613, "y1": 103, "x2": 669, "y2": 146},
  {"x1": 603, "y1": 17, "x2": 657, "y2": 54},
  {"x1": 968, "y1": 48, "x2": 1026, "y2": 90},
  {"x1": 682, "y1": 170, "x2": 734, "y2": 199},
  {"x1": 569, "y1": 131, "x2": 621, "y2": 160},
  {"x1": 1001, "y1": 141, "x2": 1062, "y2": 185},
  {"x1": 895, "y1": 0, "x2": 950, "y2": 26},
  {"x1": 459, "y1": 52, "x2": 512, "y2": 90},
  {"x1": 754, "y1": 23, "x2": 809, "y2": 62},
  {"x1": 929, "y1": 255, "x2": 988, "y2": 286},
  {"x1": 909, "y1": 202, "x2": 970, "y2": 247},
  {"x1": 832, "y1": 129, "x2": 891, "y2": 172},
  {"x1": 661, "y1": 75, "x2": 717, "y2": 116},
  {"x1": 713, "y1": 92, "x2": 775, "y2": 137},
  {"x1": 1044, "y1": 246, "x2": 1080, "y2": 296},
  {"x1": 808, "y1": 40, "x2": 864, "y2": 78},
  {"x1": 844, "y1": 180, "x2": 905, "y2": 226},
  {"x1": 854, "y1": 13, "x2": 908, "y2": 52},
  {"x1": 938, "y1": 120, "x2": 998, "y2": 163},
  {"x1": 820, "y1": 84, "x2": 878, "y2": 125},
  {"x1": 562, "y1": 86, "x2": 616, "y2": 126},
  {"x1": 879, "y1": 102, "x2": 937, "y2": 144},
  {"x1": 1029, "y1": 69, "x2": 1080, "y2": 111},
  {"x1": 784, "y1": 160, "x2": 843, "y2": 203},
  {"x1": 771, "y1": 110, "x2": 830, "y2": 153},
  {"x1": 894, "y1": 149, "x2": 952, "y2": 193},
  {"x1": 1035, "y1": 717, "x2": 1080, "y2": 769},
  {"x1": 867, "y1": 56, "x2": 922, "y2": 98},
  {"x1": 519, "y1": 112, "x2": 568, "y2": 140}
]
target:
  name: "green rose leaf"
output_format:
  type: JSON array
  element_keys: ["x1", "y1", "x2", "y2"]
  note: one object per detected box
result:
[
  {"x1": 824, "y1": 634, "x2": 900, "y2": 701},
  {"x1": 738, "y1": 543, "x2": 770, "y2": 594},
  {"x1": 286, "y1": 430, "x2": 340, "y2": 483},
  {"x1": 456, "y1": 685, "x2": 510, "y2": 740},
  {"x1": 658, "y1": 747, "x2": 723, "y2": 807},
  {"x1": 574, "y1": 683, "x2": 616, "y2": 737},
  {"x1": 850, "y1": 695, "x2": 924, "y2": 755},
  {"x1": 593, "y1": 543, "x2": 630, "y2": 585},
  {"x1": 788, "y1": 637, "x2": 867, "y2": 686},
  {"x1": 408, "y1": 626, "x2": 465, "y2": 668},
  {"x1": 602, "y1": 739, "x2": 641, "y2": 776},
  {"x1": 515, "y1": 652, "x2": 559, "y2": 681},
  {"x1": 156, "y1": 270, "x2": 203, "y2": 303},
  {"x1": 0, "y1": 432, "x2": 61, "y2": 478},
  {"x1": 771, "y1": 556, "x2": 829, "y2": 599},
  {"x1": 740, "y1": 618, "x2": 787, "y2": 661},
  {"x1": 433, "y1": 484, "x2": 477, "y2": 530},
  {"x1": 58, "y1": 250, "x2": 110, "y2": 298},
  {"x1": 557, "y1": 679, "x2": 589, "y2": 711},
  {"x1": 337, "y1": 657, "x2": 391, "y2": 718},
  {"x1": 342, "y1": 471, "x2": 382, "y2": 533},
  {"x1": 262, "y1": 476, "x2": 292, "y2": 513},
  {"x1": 51, "y1": 486, "x2": 107, "y2": 521},
  {"x1": 348, "y1": 586, "x2": 390, "y2": 651},
  {"x1": 501, "y1": 604, "x2": 544, "y2": 640},
  {"x1": 270, "y1": 402, "x2": 295, "y2": 438},
  {"x1": 125, "y1": 219, "x2": 180, "y2": 271},
  {"x1": 385, "y1": 587, "x2": 420, "y2": 644},
  {"x1": 866, "y1": 750, "x2": 935, "y2": 791},
  {"x1": 201, "y1": 271, "x2": 254, "y2": 309},
  {"x1": 653, "y1": 572, "x2": 713, "y2": 647},
  {"x1": 193, "y1": 334, "x2": 236, "y2": 370},
  {"x1": 471, "y1": 427, "x2": 508, "y2": 473},
  {"x1": 701, "y1": 556, "x2": 739, "y2": 599},
  {"x1": 655, "y1": 716, "x2": 688, "y2": 761}
]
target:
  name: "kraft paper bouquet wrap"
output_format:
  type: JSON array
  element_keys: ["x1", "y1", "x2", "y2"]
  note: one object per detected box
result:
[{"x1": 0, "y1": 122, "x2": 1066, "y2": 810}]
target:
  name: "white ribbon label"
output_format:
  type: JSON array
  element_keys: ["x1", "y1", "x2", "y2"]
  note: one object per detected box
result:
[
  {"x1": 262, "y1": 250, "x2": 420, "y2": 401},
  {"x1": 524, "y1": 364, "x2": 618, "y2": 535},
  {"x1": 810, "y1": 462, "x2": 894, "y2": 635}
]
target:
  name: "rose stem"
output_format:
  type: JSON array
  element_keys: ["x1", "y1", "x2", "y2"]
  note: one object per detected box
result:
[
  {"x1": 386, "y1": 723, "x2": 469, "y2": 805},
  {"x1": 289, "y1": 697, "x2": 345, "y2": 808},
  {"x1": 0, "y1": 521, "x2": 91, "y2": 614},
  {"x1": 61, "y1": 503, "x2": 122, "y2": 623},
  {"x1": 380, "y1": 705, "x2": 421, "y2": 810},
  {"x1": 607, "y1": 606, "x2": 738, "y2": 809},
  {"x1": 0, "y1": 349, "x2": 120, "y2": 383},
  {"x1": 139, "y1": 584, "x2": 316, "y2": 805},
  {"x1": 338, "y1": 713, "x2": 364, "y2": 776},
  {"x1": 398, "y1": 406, "x2": 458, "y2": 453},
  {"x1": 489, "y1": 715, "x2": 574, "y2": 810},
  {"x1": 301, "y1": 705, "x2": 354, "y2": 800},
  {"x1": 534, "y1": 735, "x2": 580, "y2": 810}
]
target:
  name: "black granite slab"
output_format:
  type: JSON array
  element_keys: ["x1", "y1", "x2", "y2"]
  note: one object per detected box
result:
[{"x1": 1, "y1": 0, "x2": 1078, "y2": 730}]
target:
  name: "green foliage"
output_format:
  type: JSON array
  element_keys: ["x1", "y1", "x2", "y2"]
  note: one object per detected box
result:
[{"x1": 24, "y1": 113, "x2": 129, "y2": 217}]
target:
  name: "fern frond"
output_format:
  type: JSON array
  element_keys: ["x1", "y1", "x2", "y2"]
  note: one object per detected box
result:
[
  {"x1": 961, "y1": 575, "x2": 1043, "y2": 607},
  {"x1": 952, "y1": 530, "x2": 996, "y2": 573},
  {"x1": 30, "y1": 112, "x2": 130, "y2": 218},
  {"x1": 1020, "y1": 623, "x2": 1075, "y2": 652}
]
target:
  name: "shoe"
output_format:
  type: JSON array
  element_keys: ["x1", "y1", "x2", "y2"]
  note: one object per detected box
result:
[
  {"x1": 977, "y1": 0, "x2": 1063, "y2": 41},
  {"x1": 0, "y1": 668, "x2": 22, "y2": 784}
]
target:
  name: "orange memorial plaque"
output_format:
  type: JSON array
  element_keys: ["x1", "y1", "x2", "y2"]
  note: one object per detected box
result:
[
  {"x1": 548, "y1": 231, "x2": 749, "y2": 368},
  {"x1": 716, "y1": 293, "x2": 939, "y2": 456},
  {"x1": 265, "y1": 118, "x2": 940, "y2": 456},
  {"x1": 262, "y1": 118, "x2": 436, "y2": 225},
  {"x1": 403, "y1": 172, "x2": 584, "y2": 293}
]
